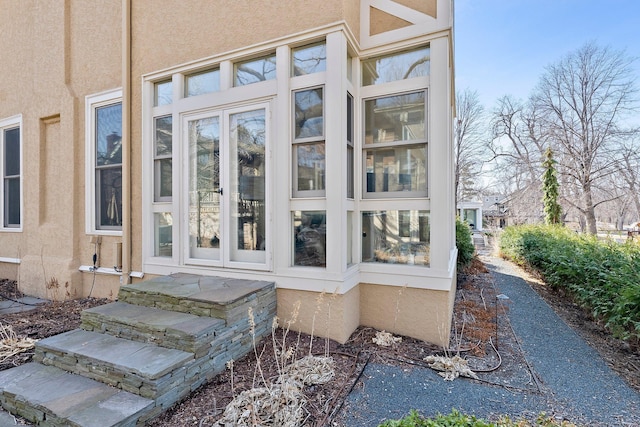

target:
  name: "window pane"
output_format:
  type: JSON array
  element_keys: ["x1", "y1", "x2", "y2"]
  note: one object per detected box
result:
[
  {"x1": 155, "y1": 116, "x2": 172, "y2": 156},
  {"x1": 234, "y1": 54, "x2": 276, "y2": 86},
  {"x1": 188, "y1": 117, "x2": 220, "y2": 253},
  {"x1": 231, "y1": 109, "x2": 266, "y2": 255},
  {"x1": 365, "y1": 92, "x2": 425, "y2": 144},
  {"x1": 185, "y1": 69, "x2": 220, "y2": 97},
  {"x1": 293, "y1": 211, "x2": 326, "y2": 267},
  {"x1": 155, "y1": 158, "x2": 172, "y2": 199},
  {"x1": 4, "y1": 178, "x2": 20, "y2": 227},
  {"x1": 155, "y1": 80, "x2": 172, "y2": 106},
  {"x1": 4, "y1": 127, "x2": 19, "y2": 176},
  {"x1": 365, "y1": 145, "x2": 427, "y2": 193},
  {"x1": 97, "y1": 167, "x2": 122, "y2": 227},
  {"x1": 96, "y1": 103, "x2": 122, "y2": 166},
  {"x1": 296, "y1": 143, "x2": 325, "y2": 191},
  {"x1": 347, "y1": 145, "x2": 354, "y2": 198},
  {"x1": 294, "y1": 88, "x2": 323, "y2": 139},
  {"x1": 362, "y1": 46, "x2": 430, "y2": 86},
  {"x1": 362, "y1": 210, "x2": 430, "y2": 266},
  {"x1": 292, "y1": 42, "x2": 326, "y2": 76},
  {"x1": 154, "y1": 213, "x2": 173, "y2": 257}
]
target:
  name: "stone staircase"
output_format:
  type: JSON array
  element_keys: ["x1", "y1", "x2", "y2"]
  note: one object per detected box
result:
[{"x1": 0, "y1": 273, "x2": 276, "y2": 426}]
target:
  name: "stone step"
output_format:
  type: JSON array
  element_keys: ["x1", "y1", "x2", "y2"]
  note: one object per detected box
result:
[
  {"x1": 0, "y1": 362, "x2": 153, "y2": 427},
  {"x1": 117, "y1": 273, "x2": 276, "y2": 323},
  {"x1": 81, "y1": 301, "x2": 225, "y2": 355},
  {"x1": 34, "y1": 329, "x2": 194, "y2": 400}
]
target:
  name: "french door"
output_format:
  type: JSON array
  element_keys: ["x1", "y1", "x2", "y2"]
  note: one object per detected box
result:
[{"x1": 184, "y1": 102, "x2": 269, "y2": 268}]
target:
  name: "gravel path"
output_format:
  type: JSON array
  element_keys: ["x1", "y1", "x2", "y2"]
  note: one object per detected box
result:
[{"x1": 334, "y1": 255, "x2": 640, "y2": 426}]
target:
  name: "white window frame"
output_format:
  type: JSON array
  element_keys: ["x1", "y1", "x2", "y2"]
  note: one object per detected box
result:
[
  {"x1": 0, "y1": 115, "x2": 23, "y2": 232},
  {"x1": 85, "y1": 88, "x2": 123, "y2": 236},
  {"x1": 292, "y1": 85, "x2": 326, "y2": 198}
]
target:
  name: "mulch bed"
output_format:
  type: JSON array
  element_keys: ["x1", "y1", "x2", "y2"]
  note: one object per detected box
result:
[{"x1": 1, "y1": 256, "x2": 638, "y2": 426}]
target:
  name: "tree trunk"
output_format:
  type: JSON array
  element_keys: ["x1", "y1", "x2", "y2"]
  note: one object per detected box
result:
[{"x1": 582, "y1": 183, "x2": 598, "y2": 234}]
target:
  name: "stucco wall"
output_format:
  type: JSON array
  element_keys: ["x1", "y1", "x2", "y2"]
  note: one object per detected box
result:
[
  {"x1": 360, "y1": 282, "x2": 454, "y2": 347},
  {"x1": 276, "y1": 280, "x2": 455, "y2": 346},
  {"x1": 276, "y1": 286, "x2": 360, "y2": 344},
  {"x1": 0, "y1": 1, "x2": 121, "y2": 299}
]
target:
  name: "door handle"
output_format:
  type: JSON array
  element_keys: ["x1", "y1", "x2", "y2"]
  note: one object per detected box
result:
[{"x1": 216, "y1": 188, "x2": 223, "y2": 196}]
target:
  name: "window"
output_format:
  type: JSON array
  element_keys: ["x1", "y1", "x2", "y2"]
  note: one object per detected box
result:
[
  {"x1": 293, "y1": 211, "x2": 326, "y2": 267},
  {"x1": 293, "y1": 87, "x2": 325, "y2": 196},
  {"x1": 86, "y1": 90, "x2": 123, "y2": 233},
  {"x1": 185, "y1": 69, "x2": 220, "y2": 97},
  {"x1": 234, "y1": 54, "x2": 276, "y2": 86},
  {"x1": 346, "y1": 93, "x2": 354, "y2": 198},
  {"x1": 292, "y1": 42, "x2": 326, "y2": 76},
  {"x1": 0, "y1": 116, "x2": 21, "y2": 229},
  {"x1": 154, "y1": 212, "x2": 173, "y2": 257},
  {"x1": 363, "y1": 91, "x2": 427, "y2": 197},
  {"x1": 362, "y1": 210, "x2": 429, "y2": 266},
  {"x1": 155, "y1": 80, "x2": 172, "y2": 106},
  {"x1": 362, "y1": 46, "x2": 430, "y2": 86},
  {"x1": 154, "y1": 116, "x2": 172, "y2": 201}
]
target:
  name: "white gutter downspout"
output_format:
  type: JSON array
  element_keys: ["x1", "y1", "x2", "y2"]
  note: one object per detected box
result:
[{"x1": 121, "y1": 0, "x2": 132, "y2": 284}]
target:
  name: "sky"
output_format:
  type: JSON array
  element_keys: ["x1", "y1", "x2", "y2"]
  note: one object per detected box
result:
[{"x1": 455, "y1": 0, "x2": 640, "y2": 111}]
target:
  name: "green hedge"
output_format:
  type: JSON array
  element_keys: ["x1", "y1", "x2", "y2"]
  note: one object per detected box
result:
[
  {"x1": 456, "y1": 217, "x2": 475, "y2": 269},
  {"x1": 499, "y1": 224, "x2": 640, "y2": 341}
]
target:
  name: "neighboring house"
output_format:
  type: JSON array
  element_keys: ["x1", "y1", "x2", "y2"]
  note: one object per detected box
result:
[
  {"x1": 0, "y1": 0, "x2": 455, "y2": 346},
  {"x1": 457, "y1": 200, "x2": 483, "y2": 231},
  {"x1": 482, "y1": 194, "x2": 507, "y2": 228}
]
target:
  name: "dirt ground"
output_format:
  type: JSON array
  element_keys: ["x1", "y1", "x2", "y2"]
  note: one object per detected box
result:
[{"x1": 0, "y1": 256, "x2": 638, "y2": 426}]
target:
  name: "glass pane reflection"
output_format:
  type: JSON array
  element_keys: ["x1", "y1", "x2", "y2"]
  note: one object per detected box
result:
[
  {"x1": 294, "y1": 211, "x2": 326, "y2": 267},
  {"x1": 292, "y1": 42, "x2": 326, "y2": 76},
  {"x1": 235, "y1": 55, "x2": 276, "y2": 86},
  {"x1": 361, "y1": 210, "x2": 429, "y2": 266},
  {"x1": 365, "y1": 145, "x2": 426, "y2": 193},
  {"x1": 296, "y1": 143, "x2": 325, "y2": 191},
  {"x1": 362, "y1": 46, "x2": 430, "y2": 86}
]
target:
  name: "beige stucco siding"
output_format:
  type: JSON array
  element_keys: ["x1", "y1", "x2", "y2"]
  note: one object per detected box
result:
[
  {"x1": 130, "y1": 0, "x2": 346, "y2": 76},
  {"x1": 276, "y1": 285, "x2": 360, "y2": 344},
  {"x1": 0, "y1": 1, "x2": 122, "y2": 298}
]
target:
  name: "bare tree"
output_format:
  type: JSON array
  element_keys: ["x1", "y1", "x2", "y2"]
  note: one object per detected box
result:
[
  {"x1": 532, "y1": 42, "x2": 638, "y2": 234},
  {"x1": 454, "y1": 88, "x2": 487, "y2": 203},
  {"x1": 618, "y1": 139, "x2": 640, "y2": 222},
  {"x1": 488, "y1": 96, "x2": 549, "y2": 220}
]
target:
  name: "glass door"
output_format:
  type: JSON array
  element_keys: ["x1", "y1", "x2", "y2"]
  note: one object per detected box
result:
[
  {"x1": 186, "y1": 113, "x2": 222, "y2": 263},
  {"x1": 227, "y1": 107, "x2": 267, "y2": 265},
  {"x1": 184, "y1": 102, "x2": 269, "y2": 268}
]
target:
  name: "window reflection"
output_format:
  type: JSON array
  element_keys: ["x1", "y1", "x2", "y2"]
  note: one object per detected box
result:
[
  {"x1": 362, "y1": 46, "x2": 430, "y2": 86},
  {"x1": 292, "y1": 42, "x2": 326, "y2": 76},
  {"x1": 293, "y1": 211, "x2": 326, "y2": 267},
  {"x1": 364, "y1": 92, "x2": 425, "y2": 144},
  {"x1": 96, "y1": 103, "x2": 122, "y2": 228},
  {"x1": 154, "y1": 116, "x2": 172, "y2": 200},
  {"x1": 188, "y1": 117, "x2": 220, "y2": 256},
  {"x1": 295, "y1": 88, "x2": 323, "y2": 138},
  {"x1": 185, "y1": 69, "x2": 220, "y2": 97},
  {"x1": 365, "y1": 145, "x2": 426, "y2": 193},
  {"x1": 235, "y1": 54, "x2": 276, "y2": 86},
  {"x1": 296, "y1": 143, "x2": 325, "y2": 191},
  {"x1": 154, "y1": 213, "x2": 172, "y2": 257},
  {"x1": 362, "y1": 210, "x2": 429, "y2": 266},
  {"x1": 231, "y1": 110, "x2": 266, "y2": 254},
  {"x1": 155, "y1": 80, "x2": 172, "y2": 106}
]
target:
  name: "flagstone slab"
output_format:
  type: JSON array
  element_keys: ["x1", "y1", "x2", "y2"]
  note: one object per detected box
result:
[
  {"x1": 36, "y1": 329, "x2": 193, "y2": 381},
  {"x1": 0, "y1": 363, "x2": 153, "y2": 427}
]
